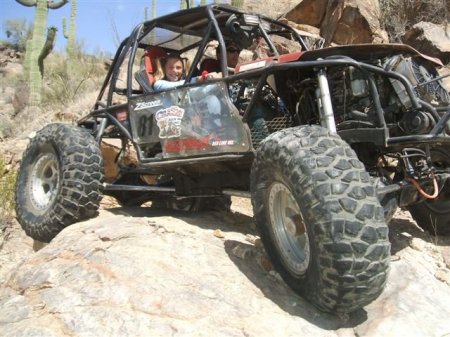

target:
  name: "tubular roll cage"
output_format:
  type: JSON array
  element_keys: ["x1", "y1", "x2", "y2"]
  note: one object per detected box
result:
[
  {"x1": 81, "y1": 57, "x2": 450, "y2": 163},
  {"x1": 78, "y1": 4, "x2": 450, "y2": 169}
]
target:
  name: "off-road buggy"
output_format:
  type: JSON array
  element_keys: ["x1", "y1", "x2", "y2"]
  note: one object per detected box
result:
[{"x1": 15, "y1": 4, "x2": 450, "y2": 313}]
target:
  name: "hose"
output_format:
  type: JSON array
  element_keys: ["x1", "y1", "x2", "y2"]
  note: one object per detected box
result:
[{"x1": 406, "y1": 173, "x2": 439, "y2": 199}]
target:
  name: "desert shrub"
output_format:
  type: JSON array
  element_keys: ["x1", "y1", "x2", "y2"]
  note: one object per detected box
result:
[
  {"x1": 1, "y1": 18, "x2": 32, "y2": 52},
  {"x1": 42, "y1": 40, "x2": 107, "y2": 109},
  {"x1": 380, "y1": 0, "x2": 449, "y2": 42}
]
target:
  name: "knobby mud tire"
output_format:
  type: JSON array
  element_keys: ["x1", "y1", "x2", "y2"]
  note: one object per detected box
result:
[
  {"x1": 250, "y1": 125, "x2": 390, "y2": 313},
  {"x1": 108, "y1": 176, "x2": 153, "y2": 207},
  {"x1": 409, "y1": 201, "x2": 450, "y2": 236},
  {"x1": 15, "y1": 123, "x2": 104, "y2": 243}
]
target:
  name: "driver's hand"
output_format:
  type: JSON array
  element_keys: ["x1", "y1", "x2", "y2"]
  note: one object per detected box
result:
[{"x1": 206, "y1": 72, "x2": 222, "y2": 79}]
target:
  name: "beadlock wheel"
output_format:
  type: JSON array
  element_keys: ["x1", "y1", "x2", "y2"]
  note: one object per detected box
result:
[
  {"x1": 251, "y1": 125, "x2": 391, "y2": 313},
  {"x1": 15, "y1": 123, "x2": 104, "y2": 242},
  {"x1": 29, "y1": 152, "x2": 60, "y2": 211},
  {"x1": 268, "y1": 182, "x2": 310, "y2": 276}
]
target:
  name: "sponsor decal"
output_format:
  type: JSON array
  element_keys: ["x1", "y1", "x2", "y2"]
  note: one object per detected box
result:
[
  {"x1": 134, "y1": 99, "x2": 163, "y2": 111},
  {"x1": 164, "y1": 137, "x2": 237, "y2": 153},
  {"x1": 155, "y1": 106, "x2": 185, "y2": 138},
  {"x1": 164, "y1": 136, "x2": 210, "y2": 153},
  {"x1": 211, "y1": 140, "x2": 235, "y2": 146}
]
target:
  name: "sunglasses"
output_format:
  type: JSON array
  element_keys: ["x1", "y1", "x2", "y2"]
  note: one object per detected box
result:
[{"x1": 226, "y1": 47, "x2": 241, "y2": 54}]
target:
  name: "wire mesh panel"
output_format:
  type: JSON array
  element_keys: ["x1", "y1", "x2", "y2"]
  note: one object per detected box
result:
[{"x1": 250, "y1": 116, "x2": 292, "y2": 148}]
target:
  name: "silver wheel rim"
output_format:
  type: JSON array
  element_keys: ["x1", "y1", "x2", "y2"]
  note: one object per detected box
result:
[
  {"x1": 268, "y1": 182, "x2": 310, "y2": 276},
  {"x1": 30, "y1": 153, "x2": 60, "y2": 210}
]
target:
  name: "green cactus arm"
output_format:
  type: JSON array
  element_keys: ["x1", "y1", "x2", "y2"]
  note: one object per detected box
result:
[
  {"x1": 47, "y1": 0, "x2": 68, "y2": 10},
  {"x1": 15, "y1": 0, "x2": 37, "y2": 7},
  {"x1": 38, "y1": 26, "x2": 57, "y2": 77},
  {"x1": 231, "y1": 0, "x2": 243, "y2": 8},
  {"x1": 62, "y1": 17, "x2": 68, "y2": 38},
  {"x1": 15, "y1": 0, "x2": 68, "y2": 8},
  {"x1": 152, "y1": 0, "x2": 156, "y2": 18},
  {"x1": 65, "y1": 0, "x2": 76, "y2": 56}
]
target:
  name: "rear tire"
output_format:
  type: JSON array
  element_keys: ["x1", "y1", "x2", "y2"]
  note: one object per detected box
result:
[
  {"x1": 409, "y1": 199, "x2": 450, "y2": 236},
  {"x1": 250, "y1": 125, "x2": 390, "y2": 313},
  {"x1": 408, "y1": 147, "x2": 450, "y2": 236},
  {"x1": 408, "y1": 147, "x2": 450, "y2": 235},
  {"x1": 15, "y1": 123, "x2": 104, "y2": 242},
  {"x1": 152, "y1": 195, "x2": 231, "y2": 211},
  {"x1": 108, "y1": 176, "x2": 153, "y2": 207}
]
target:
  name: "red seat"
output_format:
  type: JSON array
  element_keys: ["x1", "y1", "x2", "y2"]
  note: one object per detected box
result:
[
  {"x1": 142, "y1": 46, "x2": 167, "y2": 85},
  {"x1": 135, "y1": 46, "x2": 167, "y2": 92},
  {"x1": 199, "y1": 58, "x2": 220, "y2": 73}
]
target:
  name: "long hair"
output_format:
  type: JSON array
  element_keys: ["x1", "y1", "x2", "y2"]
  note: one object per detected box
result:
[{"x1": 154, "y1": 54, "x2": 190, "y2": 82}]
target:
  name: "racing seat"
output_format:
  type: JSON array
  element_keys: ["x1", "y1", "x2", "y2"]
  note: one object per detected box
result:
[
  {"x1": 135, "y1": 46, "x2": 167, "y2": 92},
  {"x1": 199, "y1": 58, "x2": 220, "y2": 73}
]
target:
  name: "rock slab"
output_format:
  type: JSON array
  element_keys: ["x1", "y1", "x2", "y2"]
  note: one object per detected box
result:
[{"x1": 1, "y1": 208, "x2": 450, "y2": 337}]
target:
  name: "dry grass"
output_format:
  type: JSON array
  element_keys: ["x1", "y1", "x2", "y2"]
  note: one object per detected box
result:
[
  {"x1": 42, "y1": 47, "x2": 107, "y2": 111},
  {"x1": 380, "y1": 0, "x2": 449, "y2": 42}
]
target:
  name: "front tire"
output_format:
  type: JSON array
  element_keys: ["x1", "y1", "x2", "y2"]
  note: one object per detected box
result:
[
  {"x1": 250, "y1": 125, "x2": 390, "y2": 313},
  {"x1": 15, "y1": 123, "x2": 104, "y2": 242}
]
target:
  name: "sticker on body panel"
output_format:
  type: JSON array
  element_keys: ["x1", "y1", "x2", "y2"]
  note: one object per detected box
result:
[
  {"x1": 155, "y1": 106, "x2": 185, "y2": 138},
  {"x1": 135, "y1": 99, "x2": 163, "y2": 111}
]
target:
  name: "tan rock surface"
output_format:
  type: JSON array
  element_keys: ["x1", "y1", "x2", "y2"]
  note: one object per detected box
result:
[
  {"x1": 283, "y1": 0, "x2": 388, "y2": 46},
  {"x1": 1, "y1": 200, "x2": 449, "y2": 337},
  {"x1": 402, "y1": 22, "x2": 450, "y2": 64}
]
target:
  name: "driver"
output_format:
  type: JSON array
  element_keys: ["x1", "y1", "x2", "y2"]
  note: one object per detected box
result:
[
  {"x1": 199, "y1": 40, "x2": 242, "y2": 74},
  {"x1": 153, "y1": 53, "x2": 221, "y2": 91}
]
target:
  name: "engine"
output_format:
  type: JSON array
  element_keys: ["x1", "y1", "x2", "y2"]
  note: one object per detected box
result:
[{"x1": 328, "y1": 55, "x2": 450, "y2": 136}]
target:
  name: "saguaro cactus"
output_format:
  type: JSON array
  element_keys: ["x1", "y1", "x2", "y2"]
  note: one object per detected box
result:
[
  {"x1": 149, "y1": 0, "x2": 157, "y2": 40},
  {"x1": 152, "y1": 0, "x2": 156, "y2": 19},
  {"x1": 15, "y1": 0, "x2": 68, "y2": 106},
  {"x1": 231, "y1": 0, "x2": 243, "y2": 9},
  {"x1": 180, "y1": 0, "x2": 194, "y2": 9},
  {"x1": 62, "y1": 0, "x2": 77, "y2": 57}
]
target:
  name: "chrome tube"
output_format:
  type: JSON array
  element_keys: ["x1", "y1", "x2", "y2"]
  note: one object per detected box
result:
[{"x1": 316, "y1": 68, "x2": 337, "y2": 134}]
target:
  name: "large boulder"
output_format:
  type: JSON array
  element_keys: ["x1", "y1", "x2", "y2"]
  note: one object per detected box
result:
[
  {"x1": 284, "y1": 0, "x2": 388, "y2": 46},
  {"x1": 1, "y1": 207, "x2": 450, "y2": 337},
  {"x1": 284, "y1": 0, "x2": 328, "y2": 27},
  {"x1": 402, "y1": 22, "x2": 450, "y2": 64},
  {"x1": 0, "y1": 210, "x2": 340, "y2": 337},
  {"x1": 244, "y1": 0, "x2": 300, "y2": 19}
]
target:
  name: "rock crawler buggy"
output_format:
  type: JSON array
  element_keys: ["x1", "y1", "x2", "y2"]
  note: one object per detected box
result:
[{"x1": 15, "y1": 5, "x2": 450, "y2": 313}]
